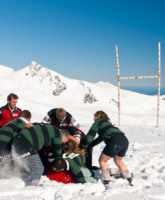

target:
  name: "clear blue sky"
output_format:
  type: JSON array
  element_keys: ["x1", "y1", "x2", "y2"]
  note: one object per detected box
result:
[{"x1": 0, "y1": 0, "x2": 164, "y2": 88}]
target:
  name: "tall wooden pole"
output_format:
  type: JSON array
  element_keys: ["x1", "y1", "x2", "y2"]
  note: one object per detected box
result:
[
  {"x1": 115, "y1": 45, "x2": 121, "y2": 126},
  {"x1": 156, "y1": 42, "x2": 161, "y2": 127}
]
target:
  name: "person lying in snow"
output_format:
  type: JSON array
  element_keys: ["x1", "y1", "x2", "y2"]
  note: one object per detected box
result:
[
  {"x1": 39, "y1": 125, "x2": 85, "y2": 170},
  {"x1": 41, "y1": 139, "x2": 96, "y2": 184},
  {"x1": 39, "y1": 125, "x2": 95, "y2": 182},
  {"x1": 0, "y1": 110, "x2": 32, "y2": 158},
  {"x1": 81, "y1": 111, "x2": 133, "y2": 190},
  {"x1": 43, "y1": 108, "x2": 80, "y2": 129},
  {"x1": 11, "y1": 123, "x2": 73, "y2": 186}
]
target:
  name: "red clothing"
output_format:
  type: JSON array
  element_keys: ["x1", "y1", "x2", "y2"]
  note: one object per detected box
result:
[
  {"x1": 47, "y1": 171, "x2": 75, "y2": 184},
  {"x1": 0, "y1": 104, "x2": 22, "y2": 127}
]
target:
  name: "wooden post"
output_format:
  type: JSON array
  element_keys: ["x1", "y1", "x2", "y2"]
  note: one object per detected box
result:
[
  {"x1": 115, "y1": 45, "x2": 121, "y2": 126},
  {"x1": 156, "y1": 42, "x2": 161, "y2": 127}
]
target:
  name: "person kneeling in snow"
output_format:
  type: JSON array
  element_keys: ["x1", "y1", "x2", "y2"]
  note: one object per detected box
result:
[
  {"x1": 11, "y1": 123, "x2": 70, "y2": 186},
  {"x1": 81, "y1": 111, "x2": 133, "y2": 190},
  {"x1": 0, "y1": 110, "x2": 32, "y2": 158},
  {"x1": 46, "y1": 139, "x2": 96, "y2": 184}
]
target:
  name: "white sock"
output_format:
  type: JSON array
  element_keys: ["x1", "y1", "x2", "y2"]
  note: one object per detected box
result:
[{"x1": 122, "y1": 171, "x2": 131, "y2": 179}]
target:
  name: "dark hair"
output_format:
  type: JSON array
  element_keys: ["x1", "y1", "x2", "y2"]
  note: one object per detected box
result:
[
  {"x1": 21, "y1": 110, "x2": 32, "y2": 120},
  {"x1": 94, "y1": 111, "x2": 110, "y2": 121},
  {"x1": 7, "y1": 93, "x2": 19, "y2": 101}
]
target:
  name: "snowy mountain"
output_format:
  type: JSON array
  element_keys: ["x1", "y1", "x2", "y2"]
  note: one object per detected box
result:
[
  {"x1": 0, "y1": 61, "x2": 164, "y2": 126},
  {"x1": 0, "y1": 61, "x2": 165, "y2": 200}
]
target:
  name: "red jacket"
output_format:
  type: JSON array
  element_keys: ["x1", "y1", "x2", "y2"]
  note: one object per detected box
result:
[{"x1": 0, "y1": 104, "x2": 22, "y2": 127}]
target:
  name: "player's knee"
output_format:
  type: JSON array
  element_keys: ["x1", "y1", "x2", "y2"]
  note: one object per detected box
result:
[{"x1": 114, "y1": 157, "x2": 122, "y2": 166}]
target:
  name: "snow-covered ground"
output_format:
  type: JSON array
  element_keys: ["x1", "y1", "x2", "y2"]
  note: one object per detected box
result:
[{"x1": 0, "y1": 62, "x2": 165, "y2": 200}]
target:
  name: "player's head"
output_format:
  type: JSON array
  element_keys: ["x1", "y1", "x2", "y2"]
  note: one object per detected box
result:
[
  {"x1": 21, "y1": 110, "x2": 32, "y2": 122},
  {"x1": 94, "y1": 111, "x2": 109, "y2": 121},
  {"x1": 7, "y1": 93, "x2": 19, "y2": 109},
  {"x1": 56, "y1": 108, "x2": 66, "y2": 121},
  {"x1": 63, "y1": 140, "x2": 85, "y2": 156}
]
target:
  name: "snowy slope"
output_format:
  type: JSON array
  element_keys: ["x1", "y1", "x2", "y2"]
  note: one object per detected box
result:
[
  {"x1": 0, "y1": 62, "x2": 165, "y2": 200},
  {"x1": 0, "y1": 65, "x2": 13, "y2": 77}
]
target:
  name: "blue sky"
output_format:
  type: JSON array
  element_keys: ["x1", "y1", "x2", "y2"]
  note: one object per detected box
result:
[{"x1": 0, "y1": 0, "x2": 164, "y2": 88}]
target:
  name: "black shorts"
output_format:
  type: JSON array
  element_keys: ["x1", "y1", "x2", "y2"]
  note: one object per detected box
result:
[{"x1": 102, "y1": 133, "x2": 129, "y2": 157}]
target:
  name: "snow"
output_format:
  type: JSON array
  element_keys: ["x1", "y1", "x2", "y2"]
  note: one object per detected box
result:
[
  {"x1": 0, "y1": 65, "x2": 14, "y2": 77},
  {"x1": 0, "y1": 61, "x2": 165, "y2": 200}
]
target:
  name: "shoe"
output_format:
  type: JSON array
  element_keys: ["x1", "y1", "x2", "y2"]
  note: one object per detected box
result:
[
  {"x1": 127, "y1": 173, "x2": 134, "y2": 186},
  {"x1": 103, "y1": 180, "x2": 111, "y2": 190}
]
